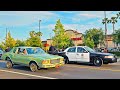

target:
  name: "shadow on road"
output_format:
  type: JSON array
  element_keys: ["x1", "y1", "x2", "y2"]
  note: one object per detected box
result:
[
  {"x1": 11, "y1": 65, "x2": 62, "y2": 72},
  {"x1": 68, "y1": 61, "x2": 93, "y2": 66}
]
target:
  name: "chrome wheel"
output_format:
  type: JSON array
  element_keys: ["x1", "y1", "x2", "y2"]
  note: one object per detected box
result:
[
  {"x1": 6, "y1": 60, "x2": 13, "y2": 69},
  {"x1": 30, "y1": 63, "x2": 38, "y2": 72},
  {"x1": 93, "y1": 57, "x2": 102, "y2": 67}
]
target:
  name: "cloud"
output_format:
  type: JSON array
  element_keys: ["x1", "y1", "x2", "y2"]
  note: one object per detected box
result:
[
  {"x1": 60, "y1": 11, "x2": 76, "y2": 13},
  {"x1": 72, "y1": 11, "x2": 115, "y2": 22},
  {"x1": 0, "y1": 11, "x2": 58, "y2": 26},
  {"x1": 0, "y1": 11, "x2": 119, "y2": 42},
  {"x1": 79, "y1": 14, "x2": 101, "y2": 18}
]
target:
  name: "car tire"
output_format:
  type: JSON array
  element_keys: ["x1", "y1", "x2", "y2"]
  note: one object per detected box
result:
[
  {"x1": 104, "y1": 62, "x2": 109, "y2": 64},
  {"x1": 6, "y1": 59, "x2": 13, "y2": 69},
  {"x1": 93, "y1": 57, "x2": 103, "y2": 67},
  {"x1": 29, "y1": 62, "x2": 38, "y2": 72}
]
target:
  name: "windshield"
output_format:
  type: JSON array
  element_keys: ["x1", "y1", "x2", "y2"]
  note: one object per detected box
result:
[
  {"x1": 84, "y1": 46, "x2": 95, "y2": 53},
  {"x1": 26, "y1": 48, "x2": 46, "y2": 54},
  {"x1": 0, "y1": 50, "x2": 3, "y2": 54}
]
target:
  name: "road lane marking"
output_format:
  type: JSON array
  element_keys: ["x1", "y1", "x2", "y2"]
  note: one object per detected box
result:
[
  {"x1": 0, "y1": 69, "x2": 57, "y2": 79},
  {"x1": 65, "y1": 65, "x2": 120, "y2": 72}
]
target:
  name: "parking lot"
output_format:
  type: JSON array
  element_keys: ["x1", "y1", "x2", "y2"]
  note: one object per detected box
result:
[{"x1": 0, "y1": 59, "x2": 120, "y2": 79}]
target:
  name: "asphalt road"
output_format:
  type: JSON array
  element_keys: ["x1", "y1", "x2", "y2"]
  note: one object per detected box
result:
[{"x1": 1, "y1": 59, "x2": 120, "y2": 79}]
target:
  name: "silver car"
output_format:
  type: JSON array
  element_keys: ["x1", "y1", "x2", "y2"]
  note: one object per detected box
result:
[{"x1": 0, "y1": 50, "x2": 3, "y2": 60}]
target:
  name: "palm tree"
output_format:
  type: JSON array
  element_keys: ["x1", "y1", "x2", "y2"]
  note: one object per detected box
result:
[
  {"x1": 110, "y1": 17, "x2": 117, "y2": 34},
  {"x1": 102, "y1": 17, "x2": 109, "y2": 47},
  {"x1": 108, "y1": 17, "x2": 117, "y2": 48},
  {"x1": 116, "y1": 12, "x2": 120, "y2": 19}
]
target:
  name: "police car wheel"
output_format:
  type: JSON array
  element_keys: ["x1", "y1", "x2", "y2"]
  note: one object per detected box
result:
[{"x1": 93, "y1": 57, "x2": 102, "y2": 67}]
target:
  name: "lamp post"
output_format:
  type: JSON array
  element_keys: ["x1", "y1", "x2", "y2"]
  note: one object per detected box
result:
[
  {"x1": 39, "y1": 20, "x2": 41, "y2": 33},
  {"x1": 50, "y1": 33, "x2": 52, "y2": 45},
  {"x1": 39, "y1": 20, "x2": 41, "y2": 39},
  {"x1": 6, "y1": 28, "x2": 7, "y2": 41}
]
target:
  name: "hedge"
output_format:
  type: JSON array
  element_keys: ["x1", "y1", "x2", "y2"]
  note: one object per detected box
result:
[{"x1": 109, "y1": 52, "x2": 120, "y2": 57}]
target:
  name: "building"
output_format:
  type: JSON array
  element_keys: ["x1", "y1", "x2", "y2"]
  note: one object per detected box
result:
[
  {"x1": 106, "y1": 35, "x2": 114, "y2": 48},
  {"x1": 42, "y1": 30, "x2": 116, "y2": 50},
  {"x1": 42, "y1": 29, "x2": 84, "y2": 50},
  {"x1": 106, "y1": 34, "x2": 120, "y2": 48},
  {"x1": 98, "y1": 34, "x2": 116, "y2": 48},
  {"x1": 42, "y1": 39, "x2": 53, "y2": 52},
  {"x1": 65, "y1": 29, "x2": 83, "y2": 46}
]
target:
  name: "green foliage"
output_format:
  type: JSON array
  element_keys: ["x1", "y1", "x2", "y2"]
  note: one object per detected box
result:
[
  {"x1": 52, "y1": 19, "x2": 73, "y2": 49},
  {"x1": 112, "y1": 29, "x2": 120, "y2": 45},
  {"x1": 84, "y1": 28, "x2": 104, "y2": 48},
  {"x1": 15, "y1": 40, "x2": 26, "y2": 47},
  {"x1": 84, "y1": 37, "x2": 95, "y2": 48},
  {"x1": 26, "y1": 31, "x2": 43, "y2": 48},
  {"x1": 2, "y1": 31, "x2": 16, "y2": 49},
  {"x1": 109, "y1": 52, "x2": 120, "y2": 57},
  {"x1": 0, "y1": 43, "x2": 5, "y2": 50}
]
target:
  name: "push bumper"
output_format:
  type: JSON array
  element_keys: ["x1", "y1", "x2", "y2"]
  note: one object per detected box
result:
[
  {"x1": 103, "y1": 58, "x2": 117, "y2": 63},
  {"x1": 40, "y1": 62, "x2": 64, "y2": 68}
]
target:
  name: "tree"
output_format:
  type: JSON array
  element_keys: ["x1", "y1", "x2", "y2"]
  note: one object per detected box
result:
[
  {"x1": 108, "y1": 17, "x2": 117, "y2": 47},
  {"x1": 84, "y1": 36, "x2": 95, "y2": 48},
  {"x1": 0, "y1": 43, "x2": 5, "y2": 50},
  {"x1": 116, "y1": 12, "x2": 120, "y2": 19},
  {"x1": 112, "y1": 29, "x2": 120, "y2": 46},
  {"x1": 102, "y1": 17, "x2": 109, "y2": 47},
  {"x1": 15, "y1": 39, "x2": 26, "y2": 47},
  {"x1": 52, "y1": 19, "x2": 73, "y2": 49},
  {"x1": 26, "y1": 31, "x2": 43, "y2": 47},
  {"x1": 2, "y1": 31, "x2": 16, "y2": 49},
  {"x1": 84, "y1": 28, "x2": 104, "y2": 48},
  {"x1": 108, "y1": 17, "x2": 117, "y2": 34}
]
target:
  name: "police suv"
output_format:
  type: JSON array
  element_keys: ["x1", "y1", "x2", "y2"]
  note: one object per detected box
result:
[{"x1": 63, "y1": 46, "x2": 117, "y2": 66}]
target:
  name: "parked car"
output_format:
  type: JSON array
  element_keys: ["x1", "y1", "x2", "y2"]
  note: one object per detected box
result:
[
  {"x1": 0, "y1": 50, "x2": 3, "y2": 60},
  {"x1": 1, "y1": 46, "x2": 64, "y2": 72},
  {"x1": 63, "y1": 46, "x2": 117, "y2": 66}
]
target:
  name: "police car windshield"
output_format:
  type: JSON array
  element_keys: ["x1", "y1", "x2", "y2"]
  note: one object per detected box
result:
[{"x1": 84, "y1": 46, "x2": 95, "y2": 53}]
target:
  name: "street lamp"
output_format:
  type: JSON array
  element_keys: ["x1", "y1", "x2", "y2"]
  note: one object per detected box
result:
[{"x1": 39, "y1": 20, "x2": 41, "y2": 33}]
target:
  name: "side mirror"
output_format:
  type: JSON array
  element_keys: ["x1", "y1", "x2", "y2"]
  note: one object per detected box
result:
[{"x1": 83, "y1": 50, "x2": 88, "y2": 53}]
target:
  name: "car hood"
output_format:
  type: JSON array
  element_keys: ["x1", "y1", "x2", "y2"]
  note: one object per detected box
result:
[
  {"x1": 90, "y1": 52, "x2": 114, "y2": 56},
  {"x1": 29, "y1": 53, "x2": 63, "y2": 60}
]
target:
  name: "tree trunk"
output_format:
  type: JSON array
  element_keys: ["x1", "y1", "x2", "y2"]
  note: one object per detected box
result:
[
  {"x1": 113, "y1": 23, "x2": 115, "y2": 34},
  {"x1": 113, "y1": 23, "x2": 115, "y2": 48}
]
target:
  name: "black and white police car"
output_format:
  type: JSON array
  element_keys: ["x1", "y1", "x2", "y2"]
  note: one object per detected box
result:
[{"x1": 63, "y1": 46, "x2": 117, "y2": 66}]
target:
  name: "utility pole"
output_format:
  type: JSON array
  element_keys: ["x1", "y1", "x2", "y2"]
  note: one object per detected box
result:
[
  {"x1": 50, "y1": 33, "x2": 52, "y2": 45},
  {"x1": 104, "y1": 11, "x2": 108, "y2": 48},
  {"x1": 76, "y1": 29, "x2": 77, "y2": 46},
  {"x1": 39, "y1": 20, "x2": 41, "y2": 38},
  {"x1": 6, "y1": 28, "x2": 7, "y2": 41}
]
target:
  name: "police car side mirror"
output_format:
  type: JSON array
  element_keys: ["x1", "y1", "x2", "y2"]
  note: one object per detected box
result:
[{"x1": 83, "y1": 50, "x2": 88, "y2": 53}]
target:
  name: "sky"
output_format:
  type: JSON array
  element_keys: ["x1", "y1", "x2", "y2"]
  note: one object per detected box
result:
[{"x1": 0, "y1": 11, "x2": 120, "y2": 42}]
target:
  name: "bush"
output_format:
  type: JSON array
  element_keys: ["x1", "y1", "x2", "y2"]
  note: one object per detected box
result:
[{"x1": 109, "y1": 52, "x2": 120, "y2": 57}]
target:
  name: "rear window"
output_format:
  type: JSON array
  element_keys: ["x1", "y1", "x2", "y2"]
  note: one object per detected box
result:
[{"x1": 67, "y1": 47, "x2": 76, "y2": 52}]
